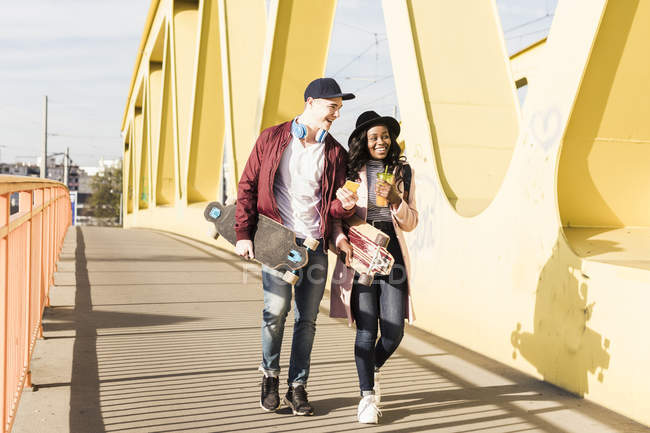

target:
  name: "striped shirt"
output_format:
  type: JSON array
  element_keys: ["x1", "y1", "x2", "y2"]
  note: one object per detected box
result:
[{"x1": 366, "y1": 160, "x2": 393, "y2": 222}]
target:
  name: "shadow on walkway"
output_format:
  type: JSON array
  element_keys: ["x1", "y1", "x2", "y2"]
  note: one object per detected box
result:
[{"x1": 12, "y1": 227, "x2": 649, "y2": 433}]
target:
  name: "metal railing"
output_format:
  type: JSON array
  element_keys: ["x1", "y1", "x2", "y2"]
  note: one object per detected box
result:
[{"x1": 0, "y1": 176, "x2": 70, "y2": 433}]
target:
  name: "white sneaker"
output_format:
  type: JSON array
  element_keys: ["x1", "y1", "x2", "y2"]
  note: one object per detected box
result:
[
  {"x1": 357, "y1": 395, "x2": 381, "y2": 424},
  {"x1": 374, "y1": 371, "x2": 381, "y2": 405}
]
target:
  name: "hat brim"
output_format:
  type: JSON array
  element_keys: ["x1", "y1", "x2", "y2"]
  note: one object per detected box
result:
[
  {"x1": 348, "y1": 116, "x2": 400, "y2": 145},
  {"x1": 319, "y1": 92, "x2": 355, "y2": 101}
]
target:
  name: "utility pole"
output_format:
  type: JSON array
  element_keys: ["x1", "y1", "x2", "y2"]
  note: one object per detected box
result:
[
  {"x1": 41, "y1": 95, "x2": 48, "y2": 178},
  {"x1": 64, "y1": 147, "x2": 69, "y2": 186}
]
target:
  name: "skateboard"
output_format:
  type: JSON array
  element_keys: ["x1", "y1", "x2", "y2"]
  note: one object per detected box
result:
[
  {"x1": 204, "y1": 202, "x2": 319, "y2": 285},
  {"x1": 339, "y1": 215, "x2": 394, "y2": 286}
]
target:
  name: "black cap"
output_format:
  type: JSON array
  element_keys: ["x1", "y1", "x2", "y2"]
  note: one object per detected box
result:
[
  {"x1": 304, "y1": 77, "x2": 355, "y2": 101},
  {"x1": 348, "y1": 110, "x2": 400, "y2": 145}
]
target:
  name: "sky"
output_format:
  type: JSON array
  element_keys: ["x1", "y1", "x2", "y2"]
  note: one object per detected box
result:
[
  {"x1": 0, "y1": 0, "x2": 557, "y2": 167},
  {"x1": 0, "y1": 0, "x2": 150, "y2": 167}
]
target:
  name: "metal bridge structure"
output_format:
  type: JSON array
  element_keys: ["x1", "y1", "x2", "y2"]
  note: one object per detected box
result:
[{"x1": 112, "y1": 0, "x2": 650, "y2": 428}]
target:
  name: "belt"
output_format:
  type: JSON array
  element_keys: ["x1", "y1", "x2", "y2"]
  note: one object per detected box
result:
[{"x1": 366, "y1": 220, "x2": 394, "y2": 232}]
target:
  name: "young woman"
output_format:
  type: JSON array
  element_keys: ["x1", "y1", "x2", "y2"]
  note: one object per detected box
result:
[{"x1": 330, "y1": 110, "x2": 418, "y2": 424}]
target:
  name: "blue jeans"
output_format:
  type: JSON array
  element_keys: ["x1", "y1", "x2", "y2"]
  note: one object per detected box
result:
[
  {"x1": 260, "y1": 238, "x2": 328, "y2": 385},
  {"x1": 351, "y1": 227, "x2": 407, "y2": 393}
]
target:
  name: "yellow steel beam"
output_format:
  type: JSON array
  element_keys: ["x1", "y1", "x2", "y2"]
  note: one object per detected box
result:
[
  {"x1": 171, "y1": 0, "x2": 200, "y2": 202},
  {"x1": 384, "y1": 0, "x2": 520, "y2": 217},
  {"x1": 147, "y1": 24, "x2": 165, "y2": 206},
  {"x1": 156, "y1": 27, "x2": 177, "y2": 206},
  {"x1": 124, "y1": 122, "x2": 133, "y2": 214},
  {"x1": 122, "y1": 0, "x2": 162, "y2": 130},
  {"x1": 509, "y1": 38, "x2": 546, "y2": 93},
  {"x1": 220, "y1": 0, "x2": 266, "y2": 189},
  {"x1": 185, "y1": 0, "x2": 225, "y2": 203},
  {"x1": 120, "y1": 2, "x2": 650, "y2": 426},
  {"x1": 558, "y1": 0, "x2": 650, "y2": 228},
  {"x1": 256, "y1": 0, "x2": 338, "y2": 141},
  {"x1": 133, "y1": 106, "x2": 144, "y2": 212},
  {"x1": 139, "y1": 87, "x2": 151, "y2": 209}
]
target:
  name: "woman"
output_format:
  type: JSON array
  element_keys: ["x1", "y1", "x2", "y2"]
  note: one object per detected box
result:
[{"x1": 331, "y1": 110, "x2": 418, "y2": 424}]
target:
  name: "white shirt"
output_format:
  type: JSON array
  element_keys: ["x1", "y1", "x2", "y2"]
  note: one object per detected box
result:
[{"x1": 273, "y1": 135, "x2": 325, "y2": 239}]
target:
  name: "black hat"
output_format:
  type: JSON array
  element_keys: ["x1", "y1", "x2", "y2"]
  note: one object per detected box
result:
[
  {"x1": 348, "y1": 110, "x2": 400, "y2": 145},
  {"x1": 304, "y1": 77, "x2": 355, "y2": 101}
]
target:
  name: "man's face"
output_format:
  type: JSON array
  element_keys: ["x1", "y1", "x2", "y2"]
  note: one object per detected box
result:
[{"x1": 307, "y1": 97, "x2": 343, "y2": 131}]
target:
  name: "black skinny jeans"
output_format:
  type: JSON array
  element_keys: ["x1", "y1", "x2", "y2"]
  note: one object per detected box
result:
[{"x1": 351, "y1": 223, "x2": 407, "y2": 393}]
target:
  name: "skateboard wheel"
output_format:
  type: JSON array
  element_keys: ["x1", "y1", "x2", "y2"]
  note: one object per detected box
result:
[
  {"x1": 304, "y1": 236, "x2": 319, "y2": 251},
  {"x1": 358, "y1": 273, "x2": 374, "y2": 286},
  {"x1": 282, "y1": 271, "x2": 299, "y2": 285}
]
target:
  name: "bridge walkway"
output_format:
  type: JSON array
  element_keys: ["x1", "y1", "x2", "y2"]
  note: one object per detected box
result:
[{"x1": 12, "y1": 226, "x2": 647, "y2": 432}]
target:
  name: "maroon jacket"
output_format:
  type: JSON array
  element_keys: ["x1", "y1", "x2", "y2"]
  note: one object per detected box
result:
[{"x1": 235, "y1": 121, "x2": 353, "y2": 251}]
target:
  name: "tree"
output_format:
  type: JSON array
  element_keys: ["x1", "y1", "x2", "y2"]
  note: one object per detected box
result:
[{"x1": 88, "y1": 167, "x2": 122, "y2": 222}]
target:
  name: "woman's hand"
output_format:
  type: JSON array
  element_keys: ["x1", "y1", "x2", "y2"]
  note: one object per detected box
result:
[
  {"x1": 375, "y1": 181, "x2": 401, "y2": 205},
  {"x1": 337, "y1": 238, "x2": 354, "y2": 267},
  {"x1": 336, "y1": 187, "x2": 358, "y2": 210}
]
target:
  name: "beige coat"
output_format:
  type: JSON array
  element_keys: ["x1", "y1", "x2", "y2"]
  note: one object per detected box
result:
[{"x1": 329, "y1": 164, "x2": 418, "y2": 326}]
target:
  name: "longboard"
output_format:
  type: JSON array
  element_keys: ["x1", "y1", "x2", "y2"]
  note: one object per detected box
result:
[
  {"x1": 339, "y1": 215, "x2": 394, "y2": 286},
  {"x1": 204, "y1": 202, "x2": 318, "y2": 285}
]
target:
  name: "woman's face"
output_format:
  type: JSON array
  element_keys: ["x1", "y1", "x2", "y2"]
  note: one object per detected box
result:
[{"x1": 366, "y1": 125, "x2": 391, "y2": 160}]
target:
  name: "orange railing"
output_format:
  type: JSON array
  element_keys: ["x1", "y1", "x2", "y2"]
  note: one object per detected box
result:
[{"x1": 0, "y1": 176, "x2": 70, "y2": 433}]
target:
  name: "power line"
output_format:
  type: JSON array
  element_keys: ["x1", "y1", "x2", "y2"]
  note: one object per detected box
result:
[
  {"x1": 48, "y1": 133, "x2": 120, "y2": 140},
  {"x1": 331, "y1": 38, "x2": 387, "y2": 78},
  {"x1": 503, "y1": 14, "x2": 553, "y2": 34},
  {"x1": 341, "y1": 76, "x2": 384, "y2": 81},
  {"x1": 354, "y1": 89, "x2": 397, "y2": 110},
  {"x1": 351, "y1": 75, "x2": 393, "y2": 94},
  {"x1": 505, "y1": 27, "x2": 550, "y2": 40},
  {"x1": 337, "y1": 21, "x2": 385, "y2": 36}
]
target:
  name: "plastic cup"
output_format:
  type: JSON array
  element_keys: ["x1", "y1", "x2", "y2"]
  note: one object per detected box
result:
[{"x1": 375, "y1": 172, "x2": 394, "y2": 207}]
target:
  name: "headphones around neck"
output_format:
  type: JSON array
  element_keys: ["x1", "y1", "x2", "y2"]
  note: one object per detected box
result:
[{"x1": 291, "y1": 117, "x2": 328, "y2": 143}]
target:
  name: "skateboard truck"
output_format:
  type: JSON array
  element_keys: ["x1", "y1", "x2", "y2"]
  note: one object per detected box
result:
[
  {"x1": 282, "y1": 271, "x2": 299, "y2": 285},
  {"x1": 303, "y1": 237, "x2": 319, "y2": 251},
  {"x1": 280, "y1": 238, "x2": 318, "y2": 285}
]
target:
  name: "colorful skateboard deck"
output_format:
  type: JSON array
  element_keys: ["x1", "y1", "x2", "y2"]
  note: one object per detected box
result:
[
  {"x1": 204, "y1": 202, "x2": 316, "y2": 284},
  {"x1": 340, "y1": 215, "x2": 394, "y2": 286}
]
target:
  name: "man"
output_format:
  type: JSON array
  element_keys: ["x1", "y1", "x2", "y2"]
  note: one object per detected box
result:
[{"x1": 234, "y1": 78, "x2": 358, "y2": 415}]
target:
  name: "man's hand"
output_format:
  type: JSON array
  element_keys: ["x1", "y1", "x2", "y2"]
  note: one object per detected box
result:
[
  {"x1": 336, "y1": 187, "x2": 358, "y2": 210},
  {"x1": 376, "y1": 181, "x2": 401, "y2": 206},
  {"x1": 337, "y1": 238, "x2": 354, "y2": 267},
  {"x1": 235, "y1": 239, "x2": 254, "y2": 260}
]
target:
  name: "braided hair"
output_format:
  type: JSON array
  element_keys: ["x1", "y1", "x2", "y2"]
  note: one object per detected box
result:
[{"x1": 347, "y1": 124, "x2": 409, "y2": 198}]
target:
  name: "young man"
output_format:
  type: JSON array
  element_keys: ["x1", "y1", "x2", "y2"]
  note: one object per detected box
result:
[{"x1": 234, "y1": 78, "x2": 358, "y2": 415}]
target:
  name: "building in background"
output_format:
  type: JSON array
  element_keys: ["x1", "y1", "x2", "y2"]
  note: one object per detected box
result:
[
  {"x1": 0, "y1": 162, "x2": 40, "y2": 177},
  {"x1": 0, "y1": 157, "x2": 121, "y2": 225}
]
